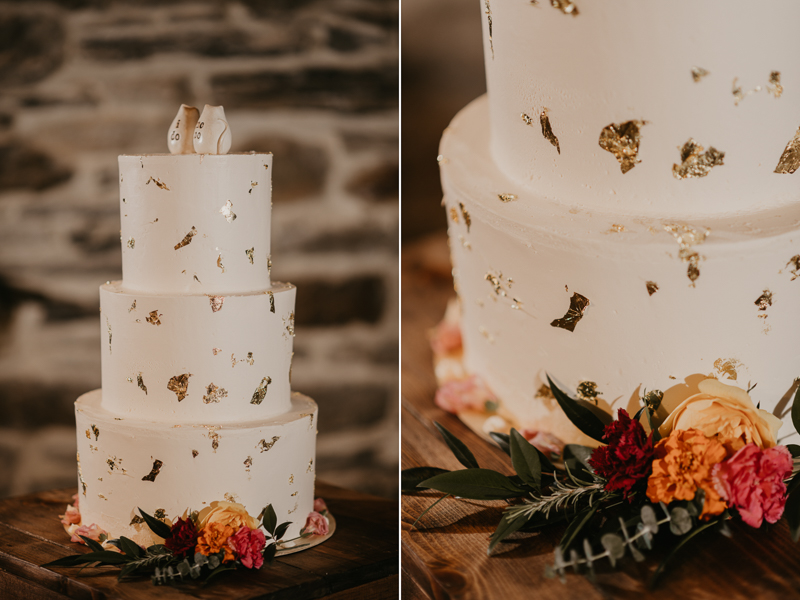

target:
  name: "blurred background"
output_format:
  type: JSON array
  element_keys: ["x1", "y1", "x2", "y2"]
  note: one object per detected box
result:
[
  {"x1": 401, "y1": 0, "x2": 483, "y2": 243},
  {"x1": 0, "y1": 0, "x2": 398, "y2": 499}
]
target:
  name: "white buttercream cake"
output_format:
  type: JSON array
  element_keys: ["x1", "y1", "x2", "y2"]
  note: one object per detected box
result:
[
  {"x1": 439, "y1": 1, "x2": 800, "y2": 444},
  {"x1": 73, "y1": 106, "x2": 317, "y2": 545}
]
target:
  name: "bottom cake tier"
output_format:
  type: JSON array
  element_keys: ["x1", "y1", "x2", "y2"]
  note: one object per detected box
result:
[{"x1": 74, "y1": 389, "x2": 317, "y2": 546}]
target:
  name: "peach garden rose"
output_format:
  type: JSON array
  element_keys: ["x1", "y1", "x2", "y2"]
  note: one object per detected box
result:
[
  {"x1": 197, "y1": 501, "x2": 260, "y2": 531},
  {"x1": 659, "y1": 378, "x2": 782, "y2": 450}
]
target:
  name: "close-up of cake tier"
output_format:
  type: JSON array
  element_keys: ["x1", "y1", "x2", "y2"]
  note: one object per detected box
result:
[
  {"x1": 480, "y1": 0, "x2": 800, "y2": 218},
  {"x1": 99, "y1": 280, "x2": 296, "y2": 423},
  {"x1": 120, "y1": 152, "x2": 273, "y2": 295},
  {"x1": 75, "y1": 389, "x2": 317, "y2": 546}
]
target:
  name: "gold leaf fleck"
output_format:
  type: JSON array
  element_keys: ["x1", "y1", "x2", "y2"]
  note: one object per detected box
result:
[
  {"x1": 145, "y1": 310, "x2": 162, "y2": 325},
  {"x1": 285, "y1": 312, "x2": 295, "y2": 337},
  {"x1": 141, "y1": 459, "x2": 163, "y2": 482},
  {"x1": 85, "y1": 429, "x2": 91, "y2": 439},
  {"x1": 664, "y1": 223, "x2": 709, "y2": 285},
  {"x1": 535, "y1": 384, "x2": 554, "y2": 400},
  {"x1": 449, "y1": 207, "x2": 459, "y2": 224},
  {"x1": 154, "y1": 509, "x2": 167, "y2": 520},
  {"x1": 191, "y1": 449, "x2": 199, "y2": 458},
  {"x1": 244, "y1": 456, "x2": 253, "y2": 472},
  {"x1": 550, "y1": 0, "x2": 578, "y2": 15},
  {"x1": 498, "y1": 193, "x2": 517, "y2": 203},
  {"x1": 289, "y1": 474, "x2": 294, "y2": 484},
  {"x1": 459, "y1": 202, "x2": 471, "y2": 232},
  {"x1": 713, "y1": 358, "x2": 742, "y2": 381},
  {"x1": 257, "y1": 436, "x2": 280, "y2": 452},
  {"x1": 306, "y1": 459, "x2": 314, "y2": 473},
  {"x1": 691, "y1": 66, "x2": 710, "y2": 82},
  {"x1": 289, "y1": 502, "x2": 298, "y2": 514},
  {"x1": 77, "y1": 453, "x2": 87, "y2": 495},
  {"x1": 137, "y1": 373, "x2": 147, "y2": 395},
  {"x1": 250, "y1": 376, "x2": 272, "y2": 405},
  {"x1": 540, "y1": 108, "x2": 561, "y2": 154},
  {"x1": 217, "y1": 254, "x2": 225, "y2": 273},
  {"x1": 167, "y1": 373, "x2": 192, "y2": 402},
  {"x1": 207, "y1": 427, "x2": 220, "y2": 451},
  {"x1": 550, "y1": 292, "x2": 590, "y2": 332},
  {"x1": 485, "y1": 0, "x2": 493, "y2": 59},
  {"x1": 146, "y1": 176, "x2": 169, "y2": 190},
  {"x1": 672, "y1": 139, "x2": 724, "y2": 180},
  {"x1": 267, "y1": 290, "x2": 275, "y2": 313},
  {"x1": 577, "y1": 381, "x2": 601, "y2": 404},
  {"x1": 787, "y1": 255, "x2": 800, "y2": 280},
  {"x1": 174, "y1": 226, "x2": 197, "y2": 250},
  {"x1": 767, "y1": 71, "x2": 783, "y2": 98},
  {"x1": 299, "y1": 412, "x2": 314, "y2": 430},
  {"x1": 755, "y1": 289, "x2": 773, "y2": 312},
  {"x1": 127, "y1": 237, "x2": 135, "y2": 249},
  {"x1": 209, "y1": 296, "x2": 224, "y2": 313},
  {"x1": 606, "y1": 224, "x2": 626, "y2": 234},
  {"x1": 646, "y1": 281, "x2": 659, "y2": 296},
  {"x1": 246, "y1": 247, "x2": 254, "y2": 264},
  {"x1": 91, "y1": 424, "x2": 99, "y2": 441},
  {"x1": 107, "y1": 317, "x2": 112, "y2": 353},
  {"x1": 203, "y1": 382, "x2": 228, "y2": 404},
  {"x1": 521, "y1": 113, "x2": 534, "y2": 126},
  {"x1": 130, "y1": 515, "x2": 145, "y2": 526},
  {"x1": 128, "y1": 300, "x2": 136, "y2": 312},
  {"x1": 219, "y1": 199, "x2": 237, "y2": 223},
  {"x1": 599, "y1": 120, "x2": 647, "y2": 174},
  {"x1": 775, "y1": 126, "x2": 800, "y2": 175},
  {"x1": 212, "y1": 347, "x2": 221, "y2": 355},
  {"x1": 267, "y1": 255, "x2": 272, "y2": 274}
]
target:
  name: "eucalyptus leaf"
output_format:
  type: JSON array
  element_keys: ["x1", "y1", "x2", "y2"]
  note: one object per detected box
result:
[
  {"x1": 559, "y1": 504, "x2": 599, "y2": 551},
  {"x1": 509, "y1": 429, "x2": 542, "y2": 490},
  {"x1": 419, "y1": 468, "x2": 525, "y2": 500},
  {"x1": 488, "y1": 432, "x2": 511, "y2": 456},
  {"x1": 434, "y1": 422, "x2": 479, "y2": 469},
  {"x1": 137, "y1": 508, "x2": 172, "y2": 540},
  {"x1": 600, "y1": 533, "x2": 625, "y2": 567},
  {"x1": 636, "y1": 522, "x2": 653, "y2": 550},
  {"x1": 669, "y1": 507, "x2": 692, "y2": 535},
  {"x1": 262, "y1": 504, "x2": 278, "y2": 536},
  {"x1": 640, "y1": 504, "x2": 659, "y2": 534},
  {"x1": 488, "y1": 511, "x2": 528, "y2": 555},
  {"x1": 402, "y1": 467, "x2": 450, "y2": 492},
  {"x1": 547, "y1": 374, "x2": 607, "y2": 443}
]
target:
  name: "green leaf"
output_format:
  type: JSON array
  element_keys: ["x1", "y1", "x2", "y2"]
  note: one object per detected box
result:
[
  {"x1": 786, "y1": 485, "x2": 800, "y2": 542},
  {"x1": 274, "y1": 521, "x2": 291, "y2": 541},
  {"x1": 649, "y1": 518, "x2": 718, "y2": 589},
  {"x1": 262, "y1": 504, "x2": 277, "y2": 536},
  {"x1": 263, "y1": 542, "x2": 278, "y2": 565},
  {"x1": 411, "y1": 494, "x2": 450, "y2": 528},
  {"x1": 42, "y1": 554, "x2": 89, "y2": 568},
  {"x1": 563, "y1": 450, "x2": 594, "y2": 486},
  {"x1": 79, "y1": 536, "x2": 105, "y2": 553},
  {"x1": 488, "y1": 432, "x2": 511, "y2": 456},
  {"x1": 792, "y1": 384, "x2": 800, "y2": 435},
  {"x1": 203, "y1": 563, "x2": 236, "y2": 585},
  {"x1": 488, "y1": 511, "x2": 528, "y2": 555},
  {"x1": 787, "y1": 469, "x2": 800, "y2": 499},
  {"x1": 547, "y1": 374, "x2": 607, "y2": 443},
  {"x1": 117, "y1": 536, "x2": 144, "y2": 559},
  {"x1": 509, "y1": 429, "x2": 542, "y2": 490},
  {"x1": 559, "y1": 504, "x2": 599, "y2": 551},
  {"x1": 420, "y1": 468, "x2": 525, "y2": 500},
  {"x1": 138, "y1": 508, "x2": 172, "y2": 540},
  {"x1": 401, "y1": 467, "x2": 450, "y2": 492},
  {"x1": 45, "y1": 550, "x2": 130, "y2": 567},
  {"x1": 434, "y1": 422, "x2": 479, "y2": 469},
  {"x1": 787, "y1": 444, "x2": 800, "y2": 459},
  {"x1": 644, "y1": 403, "x2": 661, "y2": 443}
]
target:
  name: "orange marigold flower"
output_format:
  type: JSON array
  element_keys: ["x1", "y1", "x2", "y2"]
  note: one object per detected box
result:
[
  {"x1": 646, "y1": 428, "x2": 729, "y2": 519},
  {"x1": 196, "y1": 522, "x2": 236, "y2": 562}
]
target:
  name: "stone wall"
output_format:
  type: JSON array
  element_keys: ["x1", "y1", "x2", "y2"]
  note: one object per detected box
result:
[{"x1": 0, "y1": 0, "x2": 398, "y2": 499}]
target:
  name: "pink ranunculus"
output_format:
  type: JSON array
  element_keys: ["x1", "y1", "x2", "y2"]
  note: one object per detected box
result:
[
  {"x1": 430, "y1": 320, "x2": 462, "y2": 356},
  {"x1": 60, "y1": 503, "x2": 81, "y2": 526},
  {"x1": 70, "y1": 523, "x2": 108, "y2": 544},
  {"x1": 712, "y1": 443, "x2": 793, "y2": 528},
  {"x1": 313, "y1": 498, "x2": 328, "y2": 513},
  {"x1": 227, "y1": 525, "x2": 266, "y2": 569},
  {"x1": 435, "y1": 375, "x2": 497, "y2": 414},
  {"x1": 521, "y1": 429, "x2": 566, "y2": 459},
  {"x1": 302, "y1": 511, "x2": 330, "y2": 536}
]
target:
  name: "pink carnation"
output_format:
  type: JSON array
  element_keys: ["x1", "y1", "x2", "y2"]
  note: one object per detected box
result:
[
  {"x1": 227, "y1": 526, "x2": 266, "y2": 569},
  {"x1": 313, "y1": 498, "x2": 328, "y2": 513},
  {"x1": 712, "y1": 443, "x2": 793, "y2": 528},
  {"x1": 520, "y1": 429, "x2": 565, "y2": 459},
  {"x1": 435, "y1": 375, "x2": 497, "y2": 414},
  {"x1": 70, "y1": 523, "x2": 107, "y2": 544},
  {"x1": 302, "y1": 511, "x2": 329, "y2": 536},
  {"x1": 430, "y1": 320, "x2": 462, "y2": 356},
  {"x1": 60, "y1": 504, "x2": 81, "y2": 526}
]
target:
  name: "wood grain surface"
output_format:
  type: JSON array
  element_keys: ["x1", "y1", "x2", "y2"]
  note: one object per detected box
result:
[
  {"x1": 0, "y1": 481, "x2": 397, "y2": 600},
  {"x1": 401, "y1": 233, "x2": 800, "y2": 600}
]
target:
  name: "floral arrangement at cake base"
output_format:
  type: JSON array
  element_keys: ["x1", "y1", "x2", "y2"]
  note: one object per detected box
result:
[
  {"x1": 403, "y1": 374, "x2": 800, "y2": 588},
  {"x1": 46, "y1": 498, "x2": 332, "y2": 585}
]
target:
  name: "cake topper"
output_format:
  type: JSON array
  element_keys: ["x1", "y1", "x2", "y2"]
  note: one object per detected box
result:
[
  {"x1": 167, "y1": 105, "x2": 200, "y2": 155},
  {"x1": 193, "y1": 105, "x2": 232, "y2": 155}
]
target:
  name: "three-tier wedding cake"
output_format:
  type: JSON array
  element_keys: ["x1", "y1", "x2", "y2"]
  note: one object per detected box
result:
[
  {"x1": 439, "y1": 1, "x2": 800, "y2": 444},
  {"x1": 73, "y1": 105, "x2": 317, "y2": 545}
]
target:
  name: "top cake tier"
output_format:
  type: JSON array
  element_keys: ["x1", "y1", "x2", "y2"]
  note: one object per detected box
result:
[
  {"x1": 480, "y1": 0, "x2": 800, "y2": 219},
  {"x1": 120, "y1": 153, "x2": 273, "y2": 295}
]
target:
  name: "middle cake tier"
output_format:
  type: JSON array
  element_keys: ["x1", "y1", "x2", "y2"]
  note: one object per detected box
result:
[{"x1": 100, "y1": 280, "x2": 295, "y2": 423}]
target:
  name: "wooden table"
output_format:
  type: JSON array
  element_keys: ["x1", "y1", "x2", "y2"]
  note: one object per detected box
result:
[
  {"x1": 402, "y1": 233, "x2": 800, "y2": 600},
  {"x1": 0, "y1": 481, "x2": 397, "y2": 599}
]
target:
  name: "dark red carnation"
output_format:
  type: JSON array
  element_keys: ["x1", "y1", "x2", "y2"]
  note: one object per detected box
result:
[
  {"x1": 164, "y1": 517, "x2": 199, "y2": 558},
  {"x1": 588, "y1": 408, "x2": 655, "y2": 501}
]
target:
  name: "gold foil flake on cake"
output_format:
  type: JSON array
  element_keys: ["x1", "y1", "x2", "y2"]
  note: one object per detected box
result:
[
  {"x1": 713, "y1": 358, "x2": 742, "y2": 381},
  {"x1": 598, "y1": 120, "x2": 646, "y2": 174},
  {"x1": 167, "y1": 373, "x2": 192, "y2": 402},
  {"x1": 194, "y1": 274, "x2": 201, "y2": 283},
  {"x1": 246, "y1": 247, "x2": 254, "y2": 264},
  {"x1": 458, "y1": 235, "x2": 471, "y2": 250},
  {"x1": 137, "y1": 373, "x2": 148, "y2": 395},
  {"x1": 146, "y1": 176, "x2": 170, "y2": 190},
  {"x1": 141, "y1": 459, "x2": 163, "y2": 482},
  {"x1": 77, "y1": 453, "x2": 87, "y2": 495},
  {"x1": 767, "y1": 71, "x2": 783, "y2": 98},
  {"x1": 257, "y1": 436, "x2": 280, "y2": 453},
  {"x1": 219, "y1": 199, "x2": 237, "y2": 223},
  {"x1": 289, "y1": 503, "x2": 298, "y2": 515},
  {"x1": 479, "y1": 325, "x2": 495, "y2": 344},
  {"x1": 289, "y1": 474, "x2": 294, "y2": 484},
  {"x1": 459, "y1": 202, "x2": 471, "y2": 232},
  {"x1": 664, "y1": 223, "x2": 709, "y2": 285},
  {"x1": 212, "y1": 347, "x2": 221, "y2": 355},
  {"x1": 209, "y1": 296, "x2": 225, "y2": 313},
  {"x1": 449, "y1": 207, "x2": 459, "y2": 224},
  {"x1": 127, "y1": 237, "x2": 135, "y2": 249},
  {"x1": 550, "y1": 292, "x2": 590, "y2": 332},
  {"x1": 285, "y1": 312, "x2": 296, "y2": 337},
  {"x1": 224, "y1": 493, "x2": 239, "y2": 504},
  {"x1": 130, "y1": 515, "x2": 145, "y2": 526},
  {"x1": 203, "y1": 383, "x2": 228, "y2": 404},
  {"x1": 577, "y1": 381, "x2": 601, "y2": 404},
  {"x1": 246, "y1": 352, "x2": 254, "y2": 365},
  {"x1": 106, "y1": 456, "x2": 123, "y2": 472},
  {"x1": 267, "y1": 255, "x2": 272, "y2": 274},
  {"x1": 540, "y1": 108, "x2": 561, "y2": 154},
  {"x1": 755, "y1": 289, "x2": 773, "y2": 312},
  {"x1": 145, "y1": 310, "x2": 162, "y2": 325},
  {"x1": 267, "y1": 290, "x2": 275, "y2": 313},
  {"x1": 106, "y1": 317, "x2": 112, "y2": 353},
  {"x1": 691, "y1": 66, "x2": 710, "y2": 82},
  {"x1": 605, "y1": 224, "x2": 626, "y2": 234},
  {"x1": 786, "y1": 255, "x2": 800, "y2": 280},
  {"x1": 774, "y1": 126, "x2": 800, "y2": 175},
  {"x1": 217, "y1": 254, "x2": 225, "y2": 273},
  {"x1": 535, "y1": 384, "x2": 554, "y2": 400},
  {"x1": 244, "y1": 456, "x2": 253, "y2": 473},
  {"x1": 192, "y1": 449, "x2": 198, "y2": 458},
  {"x1": 128, "y1": 300, "x2": 136, "y2": 313},
  {"x1": 174, "y1": 226, "x2": 197, "y2": 250},
  {"x1": 646, "y1": 281, "x2": 659, "y2": 296},
  {"x1": 498, "y1": 193, "x2": 517, "y2": 203},
  {"x1": 672, "y1": 139, "x2": 724, "y2": 180},
  {"x1": 521, "y1": 113, "x2": 534, "y2": 126},
  {"x1": 206, "y1": 427, "x2": 221, "y2": 451},
  {"x1": 732, "y1": 77, "x2": 762, "y2": 106},
  {"x1": 550, "y1": 0, "x2": 578, "y2": 15},
  {"x1": 90, "y1": 424, "x2": 99, "y2": 440},
  {"x1": 154, "y1": 508, "x2": 167, "y2": 520},
  {"x1": 251, "y1": 377, "x2": 272, "y2": 405},
  {"x1": 484, "y1": 0, "x2": 493, "y2": 59},
  {"x1": 300, "y1": 412, "x2": 315, "y2": 430},
  {"x1": 291, "y1": 491, "x2": 298, "y2": 497},
  {"x1": 85, "y1": 428, "x2": 91, "y2": 439},
  {"x1": 307, "y1": 459, "x2": 314, "y2": 473}
]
